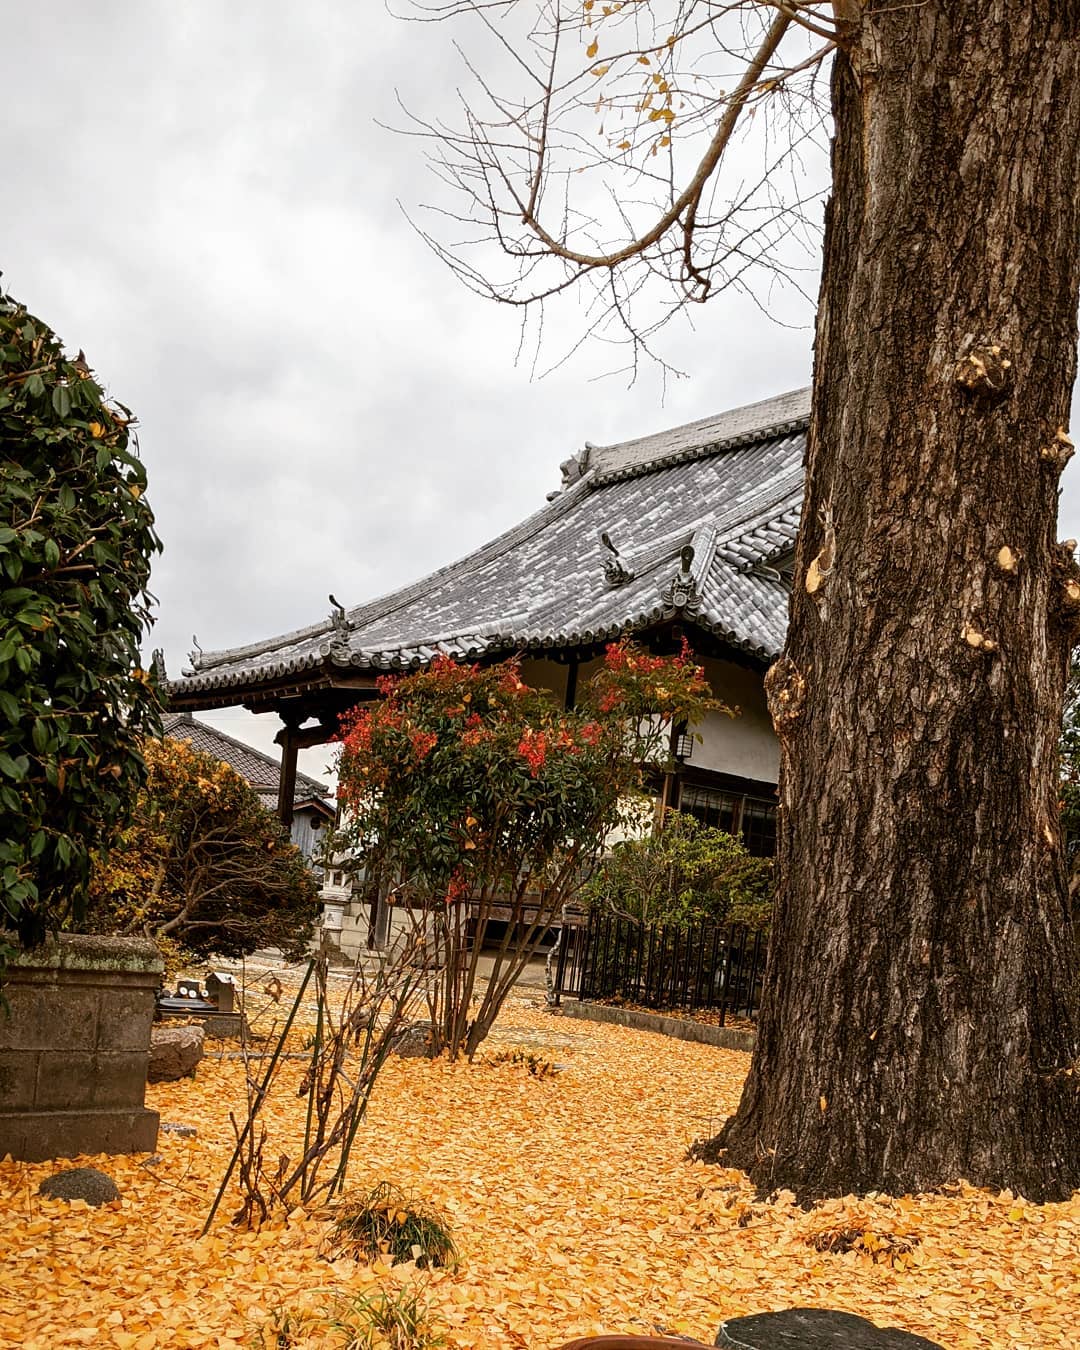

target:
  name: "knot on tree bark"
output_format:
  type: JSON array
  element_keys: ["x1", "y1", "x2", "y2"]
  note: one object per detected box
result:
[
  {"x1": 764, "y1": 656, "x2": 807, "y2": 735},
  {"x1": 1039, "y1": 426, "x2": 1075, "y2": 472},
  {"x1": 954, "y1": 343, "x2": 1013, "y2": 403}
]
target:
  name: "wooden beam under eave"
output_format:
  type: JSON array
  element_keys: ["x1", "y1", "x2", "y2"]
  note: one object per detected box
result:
[{"x1": 275, "y1": 722, "x2": 337, "y2": 751}]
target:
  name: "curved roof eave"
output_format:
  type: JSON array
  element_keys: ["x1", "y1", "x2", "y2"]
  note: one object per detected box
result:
[{"x1": 167, "y1": 390, "x2": 807, "y2": 705}]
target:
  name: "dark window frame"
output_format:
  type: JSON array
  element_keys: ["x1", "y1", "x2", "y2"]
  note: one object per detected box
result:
[{"x1": 677, "y1": 775, "x2": 777, "y2": 857}]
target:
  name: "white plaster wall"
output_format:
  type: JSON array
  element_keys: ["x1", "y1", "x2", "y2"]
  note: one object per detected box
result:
[
  {"x1": 513, "y1": 652, "x2": 778, "y2": 785},
  {"x1": 693, "y1": 657, "x2": 778, "y2": 784}
]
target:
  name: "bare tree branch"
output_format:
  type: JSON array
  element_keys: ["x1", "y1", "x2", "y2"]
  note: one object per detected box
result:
[{"x1": 391, "y1": 0, "x2": 833, "y2": 373}]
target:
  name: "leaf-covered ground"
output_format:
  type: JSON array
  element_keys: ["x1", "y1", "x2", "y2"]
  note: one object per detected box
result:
[{"x1": 1, "y1": 991, "x2": 1077, "y2": 1349}]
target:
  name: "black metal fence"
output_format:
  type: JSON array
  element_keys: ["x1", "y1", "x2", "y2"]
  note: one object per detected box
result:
[{"x1": 551, "y1": 909, "x2": 766, "y2": 1024}]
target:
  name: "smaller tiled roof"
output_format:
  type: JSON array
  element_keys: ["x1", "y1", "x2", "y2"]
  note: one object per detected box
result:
[{"x1": 162, "y1": 714, "x2": 332, "y2": 808}]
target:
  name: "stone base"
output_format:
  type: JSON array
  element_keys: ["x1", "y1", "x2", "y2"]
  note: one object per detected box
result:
[
  {"x1": 0, "y1": 933, "x2": 162, "y2": 1163},
  {"x1": 0, "y1": 1107, "x2": 160, "y2": 1163}
]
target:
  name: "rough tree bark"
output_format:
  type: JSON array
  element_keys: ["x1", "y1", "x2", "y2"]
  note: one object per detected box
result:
[{"x1": 698, "y1": 3, "x2": 1080, "y2": 1201}]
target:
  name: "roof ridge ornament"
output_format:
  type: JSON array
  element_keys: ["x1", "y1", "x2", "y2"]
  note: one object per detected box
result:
[
  {"x1": 559, "y1": 443, "x2": 592, "y2": 488},
  {"x1": 661, "y1": 545, "x2": 703, "y2": 616},
  {"x1": 328, "y1": 594, "x2": 350, "y2": 657},
  {"x1": 187, "y1": 635, "x2": 203, "y2": 671},
  {"x1": 600, "y1": 531, "x2": 635, "y2": 587}
]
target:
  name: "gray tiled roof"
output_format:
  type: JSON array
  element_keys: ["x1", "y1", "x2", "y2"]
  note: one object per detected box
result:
[
  {"x1": 162, "y1": 713, "x2": 331, "y2": 805},
  {"x1": 171, "y1": 388, "x2": 808, "y2": 700},
  {"x1": 585, "y1": 386, "x2": 810, "y2": 482}
]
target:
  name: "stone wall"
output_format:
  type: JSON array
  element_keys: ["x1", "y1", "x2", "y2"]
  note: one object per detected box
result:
[{"x1": 0, "y1": 934, "x2": 162, "y2": 1162}]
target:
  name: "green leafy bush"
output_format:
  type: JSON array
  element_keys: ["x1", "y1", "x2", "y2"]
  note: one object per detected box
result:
[
  {"x1": 0, "y1": 286, "x2": 160, "y2": 948},
  {"x1": 334, "y1": 640, "x2": 722, "y2": 1058},
  {"x1": 581, "y1": 810, "x2": 773, "y2": 930},
  {"x1": 326, "y1": 1182, "x2": 457, "y2": 1269}
]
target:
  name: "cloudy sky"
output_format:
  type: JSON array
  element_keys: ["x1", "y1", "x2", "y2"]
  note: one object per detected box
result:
[{"x1": 6, "y1": 4, "x2": 1079, "y2": 784}]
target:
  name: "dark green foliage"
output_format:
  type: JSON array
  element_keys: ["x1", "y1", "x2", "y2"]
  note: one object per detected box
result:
[
  {"x1": 327, "y1": 1182, "x2": 457, "y2": 1269},
  {"x1": 580, "y1": 810, "x2": 773, "y2": 931},
  {"x1": 0, "y1": 286, "x2": 161, "y2": 947}
]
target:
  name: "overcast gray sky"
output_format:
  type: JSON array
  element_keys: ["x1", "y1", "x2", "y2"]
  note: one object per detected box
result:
[{"x1": 5, "y1": 3, "x2": 1079, "y2": 784}]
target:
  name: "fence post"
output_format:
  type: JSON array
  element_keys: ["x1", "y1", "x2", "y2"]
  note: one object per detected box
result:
[
  {"x1": 551, "y1": 912, "x2": 571, "y2": 1007},
  {"x1": 579, "y1": 910, "x2": 595, "y2": 1000}
]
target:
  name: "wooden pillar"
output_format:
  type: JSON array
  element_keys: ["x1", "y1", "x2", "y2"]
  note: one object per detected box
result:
[
  {"x1": 276, "y1": 724, "x2": 299, "y2": 830},
  {"x1": 656, "y1": 721, "x2": 682, "y2": 834},
  {"x1": 564, "y1": 658, "x2": 579, "y2": 710}
]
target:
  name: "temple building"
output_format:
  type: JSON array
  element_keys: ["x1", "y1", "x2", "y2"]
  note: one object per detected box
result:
[{"x1": 166, "y1": 387, "x2": 807, "y2": 867}]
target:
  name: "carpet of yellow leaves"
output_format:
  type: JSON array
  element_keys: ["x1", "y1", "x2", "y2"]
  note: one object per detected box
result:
[{"x1": 1, "y1": 992, "x2": 1078, "y2": 1349}]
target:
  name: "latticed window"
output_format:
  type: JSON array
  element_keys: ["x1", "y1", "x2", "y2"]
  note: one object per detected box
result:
[
  {"x1": 740, "y1": 796, "x2": 777, "y2": 856},
  {"x1": 679, "y1": 783, "x2": 777, "y2": 857}
]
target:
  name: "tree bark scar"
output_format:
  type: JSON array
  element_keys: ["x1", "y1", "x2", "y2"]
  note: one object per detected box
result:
[
  {"x1": 961, "y1": 622, "x2": 999, "y2": 654},
  {"x1": 954, "y1": 343, "x2": 1014, "y2": 402},
  {"x1": 764, "y1": 657, "x2": 807, "y2": 736},
  {"x1": 805, "y1": 501, "x2": 836, "y2": 599},
  {"x1": 995, "y1": 544, "x2": 1021, "y2": 575}
]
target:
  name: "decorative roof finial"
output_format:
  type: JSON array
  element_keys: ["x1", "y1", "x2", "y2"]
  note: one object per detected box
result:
[
  {"x1": 600, "y1": 531, "x2": 635, "y2": 587},
  {"x1": 661, "y1": 545, "x2": 702, "y2": 616},
  {"x1": 559, "y1": 443, "x2": 592, "y2": 489},
  {"x1": 328, "y1": 594, "x2": 350, "y2": 655},
  {"x1": 188, "y1": 635, "x2": 203, "y2": 670},
  {"x1": 150, "y1": 649, "x2": 167, "y2": 685}
]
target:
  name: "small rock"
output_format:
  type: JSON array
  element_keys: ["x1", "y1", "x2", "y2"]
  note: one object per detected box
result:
[
  {"x1": 716, "y1": 1308, "x2": 944, "y2": 1348},
  {"x1": 159, "y1": 1121, "x2": 198, "y2": 1138},
  {"x1": 390, "y1": 1020, "x2": 438, "y2": 1059},
  {"x1": 148, "y1": 1024, "x2": 206, "y2": 1083},
  {"x1": 39, "y1": 1167, "x2": 119, "y2": 1207}
]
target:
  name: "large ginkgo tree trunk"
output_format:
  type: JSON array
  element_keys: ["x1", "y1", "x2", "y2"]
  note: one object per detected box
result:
[{"x1": 703, "y1": 2, "x2": 1080, "y2": 1201}]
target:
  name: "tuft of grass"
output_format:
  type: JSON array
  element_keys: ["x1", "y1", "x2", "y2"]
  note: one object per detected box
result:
[
  {"x1": 326, "y1": 1287, "x2": 446, "y2": 1350},
  {"x1": 250, "y1": 1287, "x2": 445, "y2": 1350},
  {"x1": 326, "y1": 1182, "x2": 457, "y2": 1269}
]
